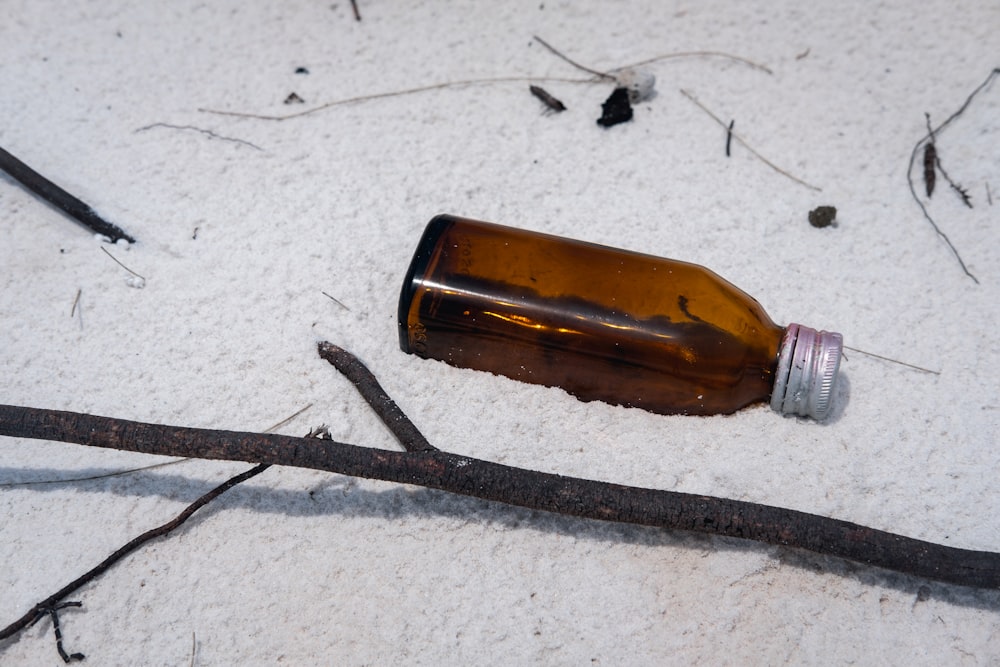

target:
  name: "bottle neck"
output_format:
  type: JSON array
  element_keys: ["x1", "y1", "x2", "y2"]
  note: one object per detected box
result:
[{"x1": 770, "y1": 324, "x2": 843, "y2": 420}]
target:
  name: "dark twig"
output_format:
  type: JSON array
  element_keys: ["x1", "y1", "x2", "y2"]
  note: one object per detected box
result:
[
  {"x1": 725, "y1": 119, "x2": 735, "y2": 157},
  {"x1": 29, "y1": 602, "x2": 85, "y2": 663},
  {"x1": 318, "y1": 342, "x2": 435, "y2": 452},
  {"x1": 349, "y1": 0, "x2": 361, "y2": 21},
  {"x1": 0, "y1": 344, "x2": 998, "y2": 590},
  {"x1": 906, "y1": 68, "x2": 998, "y2": 283},
  {"x1": 0, "y1": 464, "x2": 270, "y2": 648},
  {"x1": 0, "y1": 145, "x2": 136, "y2": 244}
]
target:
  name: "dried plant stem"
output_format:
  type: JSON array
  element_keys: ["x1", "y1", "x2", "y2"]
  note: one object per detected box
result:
[
  {"x1": 134, "y1": 123, "x2": 263, "y2": 151},
  {"x1": 679, "y1": 89, "x2": 822, "y2": 192},
  {"x1": 906, "y1": 68, "x2": 999, "y2": 284},
  {"x1": 533, "y1": 35, "x2": 614, "y2": 80},
  {"x1": 198, "y1": 76, "x2": 591, "y2": 121}
]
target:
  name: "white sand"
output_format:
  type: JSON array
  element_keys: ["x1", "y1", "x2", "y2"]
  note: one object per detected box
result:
[{"x1": 2, "y1": 1, "x2": 998, "y2": 664}]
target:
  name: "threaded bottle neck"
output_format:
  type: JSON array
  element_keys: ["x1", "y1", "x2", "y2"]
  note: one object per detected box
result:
[{"x1": 770, "y1": 324, "x2": 843, "y2": 420}]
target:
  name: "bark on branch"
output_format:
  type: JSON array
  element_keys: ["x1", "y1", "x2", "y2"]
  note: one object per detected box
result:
[{"x1": 0, "y1": 342, "x2": 998, "y2": 591}]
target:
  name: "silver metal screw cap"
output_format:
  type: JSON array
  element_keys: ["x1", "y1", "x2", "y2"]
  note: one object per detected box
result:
[{"x1": 770, "y1": 323, "x2": 843, "y2": 420}]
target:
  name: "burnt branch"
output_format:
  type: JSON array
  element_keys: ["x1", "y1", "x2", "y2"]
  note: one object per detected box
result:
[
  {"x1": 318, "y1": 342, "x2": 435, "y2": 452},
  {"x1": 0, "y1": 342, "x2": 998, "y2": 596},
  {"x1": 0, "y1": 145, "x2": 136, "y2": 244}
]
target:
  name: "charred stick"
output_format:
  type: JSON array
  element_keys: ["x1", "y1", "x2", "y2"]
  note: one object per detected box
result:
[
  {"x1": 0, "y1": 145, "x2": 136, "y2": 244},
  {"x1": 0, "y1": 388, "x2": 997, "y2": 590},
  {"x1": 317, "y1": 342, "x2": 435, "y2": 452}
]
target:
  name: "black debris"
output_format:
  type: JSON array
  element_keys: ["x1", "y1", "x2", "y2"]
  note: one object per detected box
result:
[
  {"x1": 596, "y1": 87, "x2": 632, "y2": 127},
  {"x1": 808, "y1": 206, "x2": 837, "y2": 228}
]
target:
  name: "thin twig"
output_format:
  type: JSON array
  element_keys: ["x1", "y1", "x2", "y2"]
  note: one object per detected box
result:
[
  {"x1": 100, "y1": 246, "x2": 146, "y2": 281},
  {"x1": 0, "y1": 145, "x2": 136, "y2": 244},
  {"x1": 0, "y1": 464, "x2": 270, "y2": 648},
  {"x1": 532, "y1": 35, "x2": 614, "y2": 80},
  {"x1": 198, "y1": 76, "x2": 592, "y2": 121},
  {"x1": 321, "y1": 291, "x2": 351, "y2": 311},
  {"x1": 134, "y1": 123, "x2": 263, "y2": 151},
  {"x1": 0, "y1": 343, "x2": 997, "y2": 590},
  {"x1": 906, "y1": 68, "x2": 998, "y2": 283},
  {"x1": 349, "y1": 0, "x2": 361, "y2": 21},
  {"x1": 679, "y1": 89, "x2": 822, "y2": 192}
]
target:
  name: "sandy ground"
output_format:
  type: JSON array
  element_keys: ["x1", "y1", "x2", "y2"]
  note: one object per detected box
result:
[{"x1": 2, "y1": 1, "x2": 999, "y2": 664}]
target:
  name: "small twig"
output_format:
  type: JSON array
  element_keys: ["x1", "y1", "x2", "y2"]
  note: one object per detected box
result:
[
  {"x1": 532, "y1": 35, "x2": 614, "y2": 80},
  {"x1": 69, "y1": 287, "x2": 83, "y2": 322},
  {"x1": 0, "y1": 464, "x2": 270, "y2": 651},
  {"x1": 679, "y1": 89, "x2": 822, "y2": 192},
  {"x1": 134, "y1": 123, "x2": 263, "y2": 151},
  {"x1": 906, "y1": 68, "x2": 998, "y2": 283},
  {"x1": 725, "y1": 119, "x2": 735, "y2": 157},
  {"x1": 100, "y1": 246, "x2": 146, "y2": 281},
  {"x1": 0, "y1": 145, "x2": 136, "y2": 244},
  {"x1": 349, "y1": 0, "x2": 361, "y2": 21},
  {"x1": 321, "y1": 291, "x2": 351, "y2": 311},
  {"x1": 318, "y1": 342, "x2": 435, "y2": 452},
  {"x1": 842, "y1": 345, "x2": 941, "y2": 375}
]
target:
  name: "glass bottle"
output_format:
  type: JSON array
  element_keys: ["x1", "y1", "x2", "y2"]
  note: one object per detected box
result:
[{"x1": 397, "y1": 215, "x2": 842, "y2": 420}]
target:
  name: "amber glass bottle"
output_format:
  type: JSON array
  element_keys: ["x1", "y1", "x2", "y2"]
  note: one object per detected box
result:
[{"x1": 398, "y1": 215, "x2": 842, "y2": 419}]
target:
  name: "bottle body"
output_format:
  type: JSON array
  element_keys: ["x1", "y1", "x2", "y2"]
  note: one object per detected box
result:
[{"x1": 398, "y1": 215, "x2": 839, "y2": 418}]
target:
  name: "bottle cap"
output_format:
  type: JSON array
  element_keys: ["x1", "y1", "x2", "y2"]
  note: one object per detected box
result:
[{"x1": 770, "y1": 323, "x2": 843, "y2": 420}]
